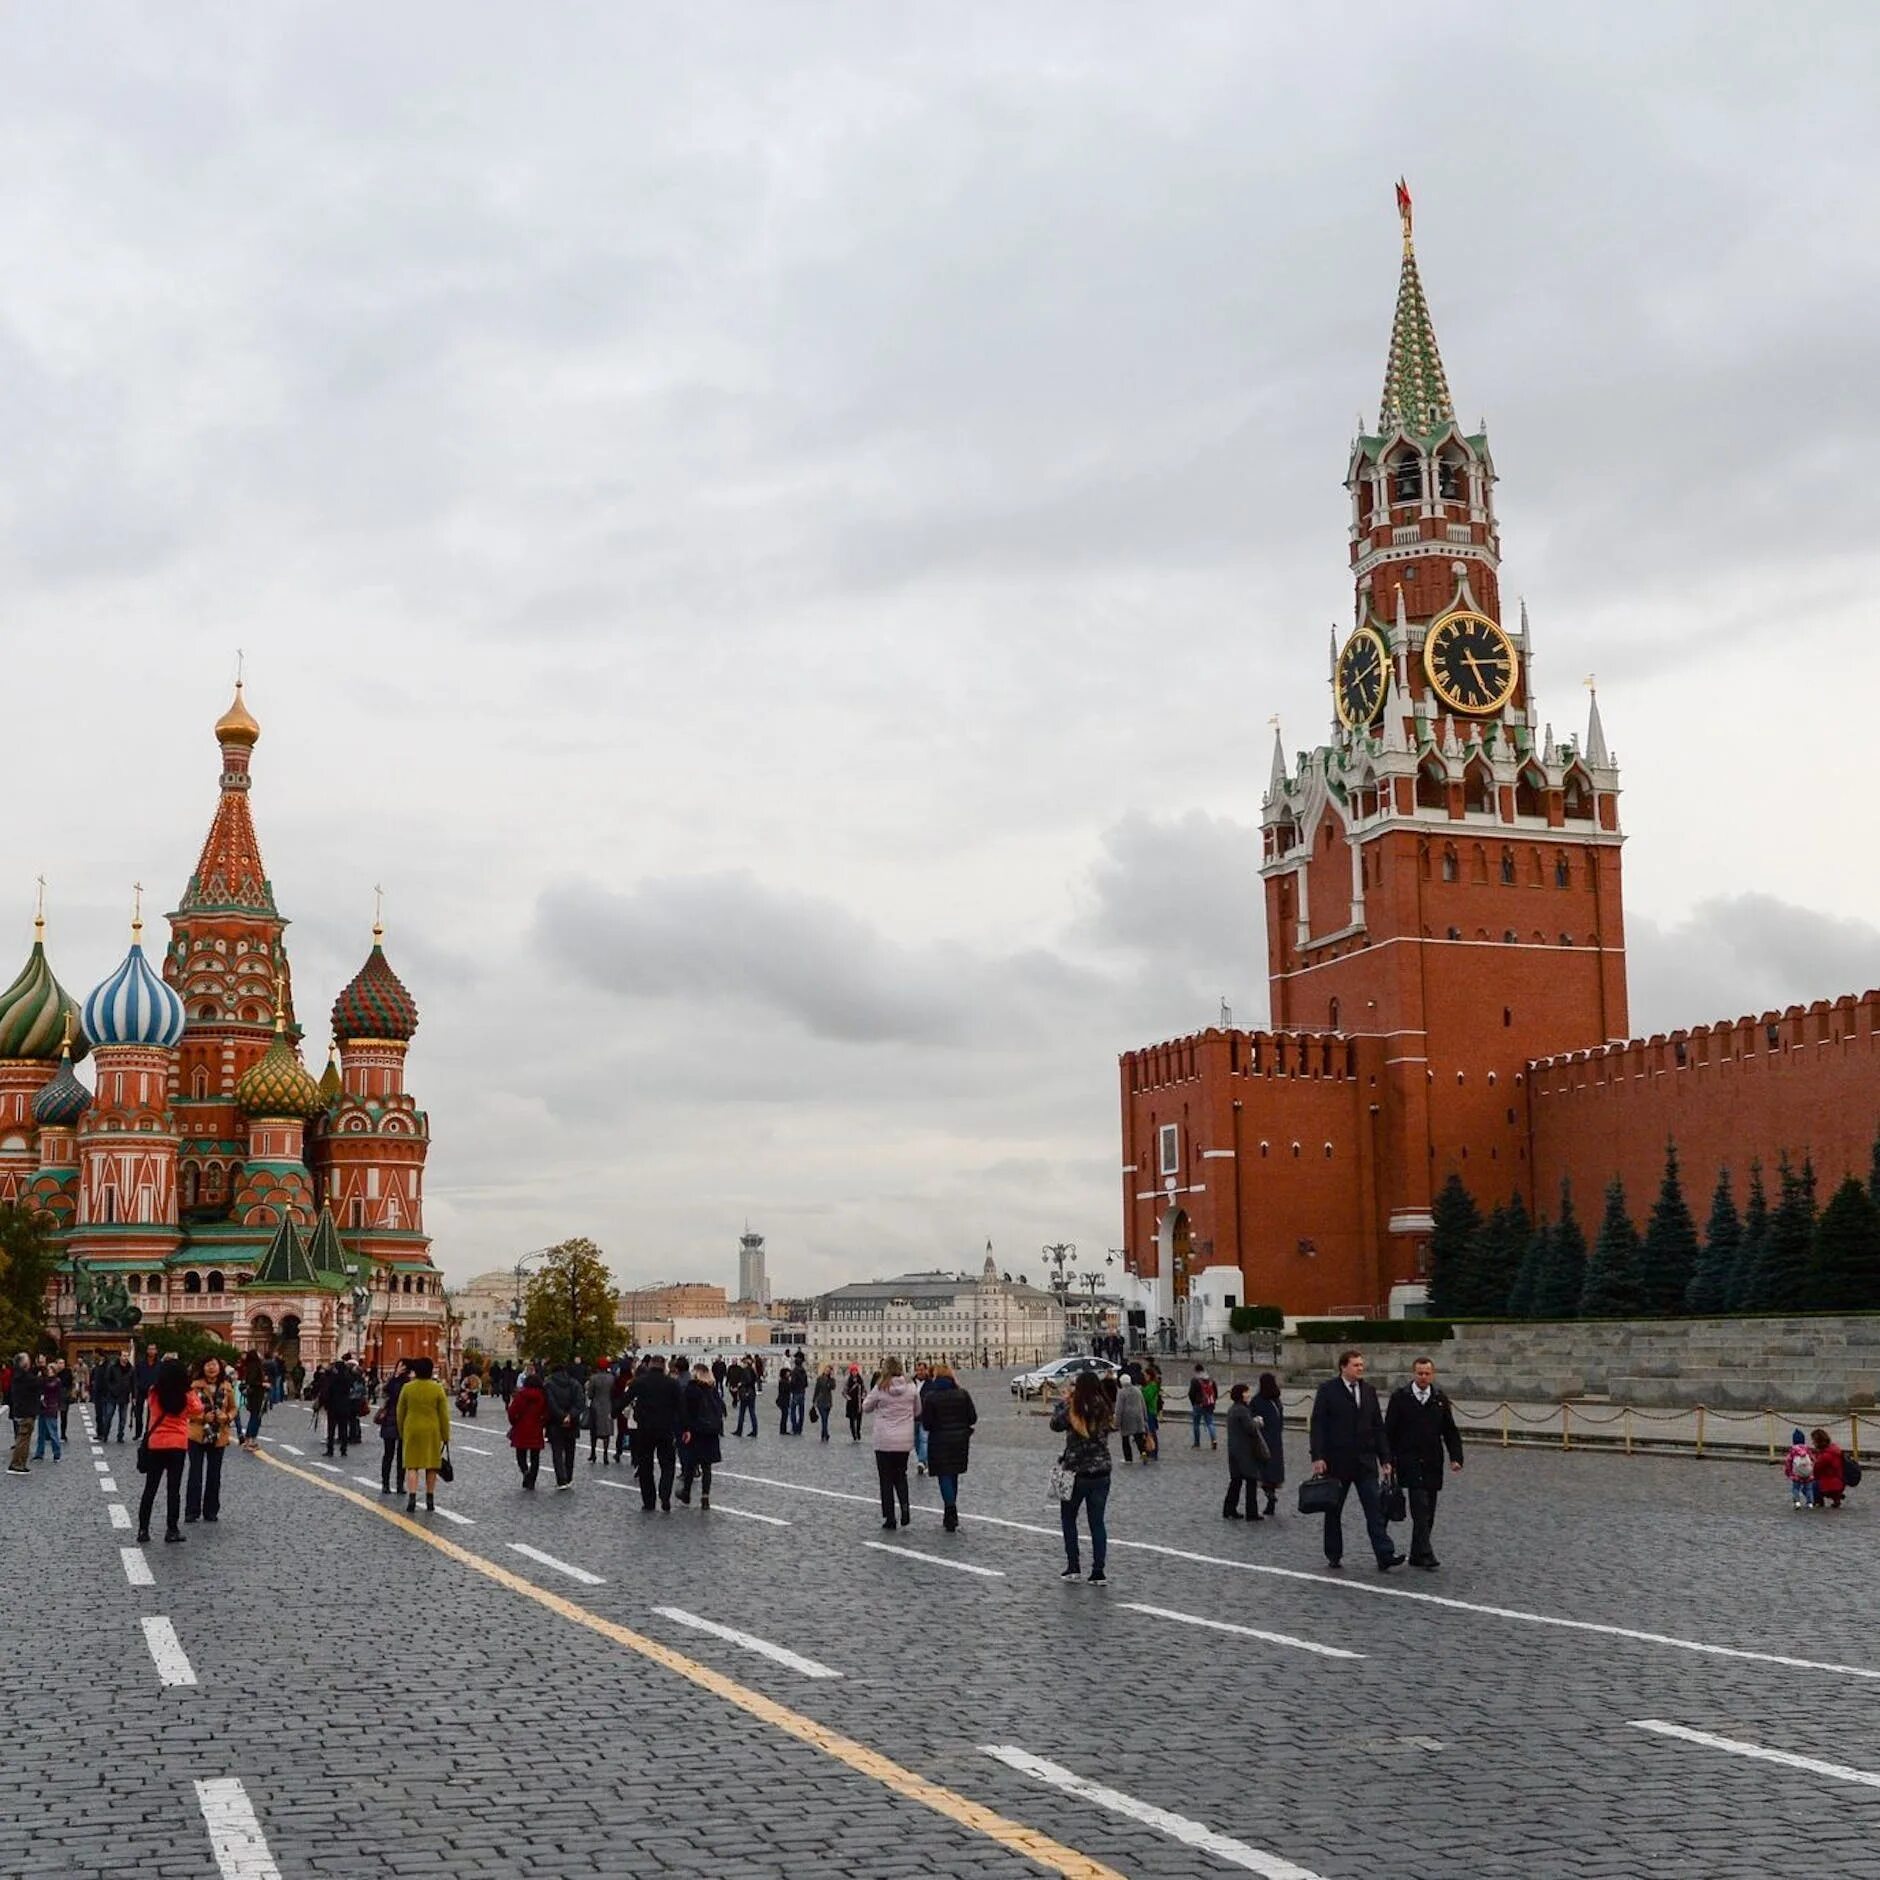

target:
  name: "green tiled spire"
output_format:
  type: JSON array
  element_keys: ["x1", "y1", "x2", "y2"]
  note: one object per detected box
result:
[
  {"x1": 251, "y1": 1215, "x2": 317, "y2": 1289},
  {"x1": 306, "y1": 1204, "x2": 350, "y2": 1281},
  {"x1": 1378, "y1": 186, "x2": 1455, "y2": 439}
]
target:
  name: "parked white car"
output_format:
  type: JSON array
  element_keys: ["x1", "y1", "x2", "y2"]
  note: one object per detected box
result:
[{"x1": 1010, "y1": 1355, "x2": 1119, "y2": 1399}]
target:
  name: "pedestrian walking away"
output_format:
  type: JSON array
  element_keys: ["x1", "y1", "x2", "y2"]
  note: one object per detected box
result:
[
  {"x1": 677, "y1": 1364, "x2": 724, "y2": 1507},
  {"x1": 918, "y1": 1360, "x2": 976, "y2": 1530},
  {"x1": 396, "y1": 1356, "x2": 451, "y2": 1513},
  {"x1": 1383, "y1": 1358, "x2": 1463, "y2": 1569},
  {"x1": 32, "y1": 1363, "x2": 62, "y2": 1461},
  {"x1": 1252, "y1": 1372, "x2": 1286, "y2": 1517},
  {"x1": 1050, "y1": 1371, "x2": 1114, "y2": 1584},
  {"x1": 135, "y1": 1358, "x2": 199, "y2": 1544},
  {"x1": 376, "y1": 1360, "x2": 411, "y2": 1492},
  {"x1": 1114, "y1": 1372, "x2": 1146, "y2": 1464},
  {"x1": 586, "y1": 1361, "x2": 614, "y2": 1465},
  {"x1": 130, "y1": 1343, "x2": 159, "y2": 1441},
  {"x1": 543, "y1": 1359, "x2": 584, "y2": 1489},
  {"x1": 237, "y1": 1352, "x2": 268, "y2": 1448},
  {"x1": 508, "y1": 1365, "x2": 548, "y2": 1490},
  {"x1": 1188, "y1": 1362, "x2": 1219, "y2": 1448},
  {"x1": 1308, "y1": 1349, "x2": 1403, "y2": 1572},
  {"x1": 788, "y1": 1354, "x2": 808, "y2": 1435},
  {"x1": 811, "y1": 1364, "x2": 835, "y2": 1441},
  {"x1": 183, "y1": 1356, "x2": 238, "y2": 1524},
  {"x1": 1222, "y1": 1383, "x2": 1271, "y2": 1520},
  {"x1": 862, "y1": 1356, "x2": 919, "y2": 1529}
]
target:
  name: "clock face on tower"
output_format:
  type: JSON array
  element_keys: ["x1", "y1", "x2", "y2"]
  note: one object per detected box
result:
[
  {"x1": 1334, "y1": 626, "x2": 1389, "y2": 729},
  {"x1": 1422, "y1": 609, "x2": 1518, "y2": 715}
]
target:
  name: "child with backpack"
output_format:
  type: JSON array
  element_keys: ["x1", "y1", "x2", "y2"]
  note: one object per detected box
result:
[{"x1": 1784, "y1": 1428, "x2": 1815, "y2": 1510}]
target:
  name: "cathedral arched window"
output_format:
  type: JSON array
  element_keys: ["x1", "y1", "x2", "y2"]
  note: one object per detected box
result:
[
  {"x1": 183, "y1": 1271, "x2": 202, "y2": 1295},
  {"x1": 1389, "y1": 448, "x2": 1422, "y2": 504},
  {"x1": 1563, "y1": 773, "x2": 1594, "y2": 821},
  {"x1": 1328, "y1": 998, "x2": 1341, "y2": 1031},
  {"x1": 192, "y1": 1068, "x2": 209, "y2": 1099},
  {"x1": 1555, "y1": 853, "x2": 1571, "y2": 888},
  {"x1": 1464, "y1": 763, "x2": 1493, "y2": 815},
  {"x1": 1515, "y1": 767, "x2": 1545, "y2": 819},
  {"x1": 1441, "y1": 845, "x2": 1459, "y2": 883},
  {"x1": 1417, "y1": 762, "x2": 1447, "y2": 813},
  {"x1": 206, "y1": 1271, "x2": 224, "y2": 1295},
  {"x1": 1500, "y1": 849, "x2": 1516, "y2": 884}
]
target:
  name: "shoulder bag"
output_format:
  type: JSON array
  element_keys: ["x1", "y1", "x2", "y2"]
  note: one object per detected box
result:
[{"x1": 438, "y1": 1442, "x2": 455, "y2": 1485}]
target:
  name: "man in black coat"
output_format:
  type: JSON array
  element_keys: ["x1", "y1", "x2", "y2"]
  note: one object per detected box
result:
[
  {"x1": 542, "y1": 1360, "x2": 585, "y2": 1490},
  {"x1": 1307, "y1": 1349, "x2": 1403, "y2": 1572},
  {"x1": 1384, "y1": 1357, "x2": 1464, "y2": 1570},
  {"x1": 623, "y1": 1356, "x2": 682, "y2": 1511}
]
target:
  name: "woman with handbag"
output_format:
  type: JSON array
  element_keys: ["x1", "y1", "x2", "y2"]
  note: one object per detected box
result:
[
  {"x1": 136, "y1": 1358, "x2": 198, "y2": 1545},
  {"x1": 184, "y1": 1356, "x2": 238, "y2": 1524},
  {"x1": 862, "y1": 1356, "x2": 919, "y2": 1529},
  {"x1": 1049, "y1": 1371, "x2": 1114, "y2": 1584},
  {"x1": 396, "y1": 1355, "x2": 451, "y2": 1514},
  {"x1": 1222, "y1": 1383, "x2": 1270, "y2": 1520},
  {"x1": 1253, "y1": 1372, "x2": 1286, "y2": 1517}
]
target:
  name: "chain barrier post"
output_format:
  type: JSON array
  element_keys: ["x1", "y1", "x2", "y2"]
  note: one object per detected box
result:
[
  {"x1": 1854, "y1": 1412, "x2": 1862, "y2": 1464},
  {"x1": 1623, "y1": 1408, "x2": 1632, "y2": 1456},
  {"x1": 1561, "y1": 1400, "x2": 1570, "y2": 1452},
  {"x1": 1766, "y1": 1409, "x2": 1775, "y2": 1463},
  {"x1": 1501, "y1": 1400, "x2": 1509, "y2": 1448},
  {"x1": 1695, "y1": 1403, "x2": 1705, "y2": 1459}
]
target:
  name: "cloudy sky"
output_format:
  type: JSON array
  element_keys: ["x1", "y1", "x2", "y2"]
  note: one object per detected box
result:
[{"x1": 4, "y1": 6, "x2": 1876, "y2": 1295}]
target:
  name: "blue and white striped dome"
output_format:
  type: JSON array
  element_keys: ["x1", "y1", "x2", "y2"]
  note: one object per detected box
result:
[{"x1": 82, "y1": 932, "x2": 186, "y2": 1050}]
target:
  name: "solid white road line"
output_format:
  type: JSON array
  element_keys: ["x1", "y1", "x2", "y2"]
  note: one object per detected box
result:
[
  {"x1": 120, "y1": 1547, "x2": 155, "y2": 1587},
  {"x1": 718, "y1": 1471, "x2": 1880, "y2": 1681},
  {"x1": 195, "y1": 1776, "x2": 284, "y2": 1880},
  {"x1": 1630, "y1": 1720, "x2": 1880, "y2": 1788},
  {"x1": 864, "y1": 1541, "x2": 1004, "y2": 1578},
  {"x1": 982, "y1": 1746, "x2": 1323, "y2": 1879},
  {"x1": 652, "y1": 1606, "x2": 842, "y2": 1678},
  {"x1": 1121, "y1": 1601, "x2": 1364, "y2": 1661},
  {"x1": 108, "y1": 1503, "x2": 132, "y2": 1529},
  {"x1": 431, "y1": 1507, "x2": 474, "y2": 1526},
  {"x1": 454, "y1": 1443, "x2": 494, "y2": 1455},
  {"x1": 141, "y1": 1616, "x2": 199, "y2": 1687},
  {"x1": 99, "y1": 1476, "x2": 118, "y2": 1493},
  {"x1": 507, "y1": 1543, "x2": 605, "y2": 1585}
]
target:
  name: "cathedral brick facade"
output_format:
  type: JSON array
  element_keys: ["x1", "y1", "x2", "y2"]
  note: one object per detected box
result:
[{"x1": 1118, "y1": 191, "x2": 1880, "y2": 1336}]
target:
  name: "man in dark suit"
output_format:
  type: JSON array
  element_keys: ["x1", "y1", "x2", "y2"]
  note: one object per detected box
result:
[
  {"x1": 1308, "y1": 1348, "x2": 1402, "y2": 1571},
  {"x1": 1385, "y1": 1357, "x2": 1464, "y2": 1570}
]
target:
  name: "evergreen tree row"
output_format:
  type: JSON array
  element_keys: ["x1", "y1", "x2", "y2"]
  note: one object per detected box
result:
[{"x1": 1426, "y1": 1130, "x2": 1880, "y2": 1321}]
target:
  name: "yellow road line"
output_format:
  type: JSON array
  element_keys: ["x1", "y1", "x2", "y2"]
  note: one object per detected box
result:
[{"x1": 255, "y1": 1450, "x2": 1121, "y2": 1879}]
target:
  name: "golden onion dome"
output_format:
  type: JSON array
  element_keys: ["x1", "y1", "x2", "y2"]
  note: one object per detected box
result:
[{"x1": 214, "y1": 681, "x2": 261, "y2": 748}]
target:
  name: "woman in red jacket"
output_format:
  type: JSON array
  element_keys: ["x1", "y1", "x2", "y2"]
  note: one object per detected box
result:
[
  {"x1": 508, "y1": 1365, "x2": 548, "y2": 1492},
  {"x1": 1810, "y1": 1429, "x2": 1847, "y2": 1509},
  {"x1": 136, "y1": 1358, "x2": 200, "y2": 1544}
]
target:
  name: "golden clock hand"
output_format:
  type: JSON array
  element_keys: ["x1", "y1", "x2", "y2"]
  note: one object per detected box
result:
[{"x1": 1463, "y1": 650, "x2": 1490, "y2": 689}]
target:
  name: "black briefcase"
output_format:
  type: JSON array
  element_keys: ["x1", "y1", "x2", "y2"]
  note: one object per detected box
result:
[
  {"x1": 1297, "y1": 1476, "x2": 1342, "y2": 1515},
  {"x1": 1382, "y1": 1480, "x2": 1408, "y2": 1523}
]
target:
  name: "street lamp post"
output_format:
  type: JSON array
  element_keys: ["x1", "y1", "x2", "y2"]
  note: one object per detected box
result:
[
  {"x1": 510, "y1": 1246, "x2": 556, "y2": 1367},
  {"x1": 343, "y1": 1263, "x2": 372, "y2": 1377}
]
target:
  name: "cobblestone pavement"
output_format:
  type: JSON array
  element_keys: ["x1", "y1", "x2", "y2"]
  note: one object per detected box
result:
[{"x1": 7, "y1": 1373, "x2": 1880, "y2": 1878}]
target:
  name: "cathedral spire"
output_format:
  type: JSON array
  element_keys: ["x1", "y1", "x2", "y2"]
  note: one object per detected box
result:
[
  {"x1": 178, "y1": 682, "x2": 277, "y2": 916},
  {"x1": 1378, "y1": 180, "x2": 1455, "y2": 438}
]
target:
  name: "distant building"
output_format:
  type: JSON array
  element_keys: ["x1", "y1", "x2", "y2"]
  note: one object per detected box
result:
[
  {"x1": 452, "y1": 1269, "x2": 520, "y2": 1361},
  {"x1": 809, "y1": 1252, "x2": 1063, "y2": 1368},
  {"x1": 671, "y1": 1314, "x2": 749, "y2": 1350},
  {"x1": 738, "y1": 1229, "x2": 770, "y2": 1309}
]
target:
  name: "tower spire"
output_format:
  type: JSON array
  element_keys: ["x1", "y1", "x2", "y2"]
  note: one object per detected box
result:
[
  {"x1": 1378, "y1": 180, "x2": 1455, "y2": 437},
  {"x1": 1585, "y1": 676, "x2": 1611, "y2": 768}
]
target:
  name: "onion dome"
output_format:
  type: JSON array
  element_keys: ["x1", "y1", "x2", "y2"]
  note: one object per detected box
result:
[
  {"x1": 237, "y1": 1012, "x2": 325, "y2": 1120},
  {"x1": 32, "y1": 1024, "x2": 92, "y2": 1127},
  {"x1": 316, "y1": 1043, "x2": 342, "y2": 1106},
  {"x1": 332, "y1": 924, "x2": 418, "y2": 1044},
  {"x1": 82, "y1": 920, "x2": 186, "y2": 1050},
  {"x1": 214, "y1": 680, "x2": 261, "y2": 748},
  {"x1": 0, "y1": 917, "x2": 86, "y2": 1063}
]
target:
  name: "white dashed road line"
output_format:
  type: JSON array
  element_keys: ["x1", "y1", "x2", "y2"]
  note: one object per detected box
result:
[
  {"x1": 507, "y1": 1543, "x2": 605, "y2": 1585},
  {"x1": 120, "y1": 1547, "x2": 155, "y2": 1587},
  {"x1": 99, "y1": 1477, "x2": 117, "y2": 1493},
  {"x1": 351, "y1": 1477, "x2": 384, "y2": 1492},
  {"x1": 594, "y1": 1479, "x2": 790, "y2": 1524},
  {"x1": 310, "y1": 1461, "x2": 344, "y2": 1475},
  {"x1": 278, "y1": 1444, "x2": 303, "y2": 1456},
  {"x1": 863, "y1": 1541, "x2": 1004, "y2": 1578},
  {"x1": 652, "y1": 1606, "x2": 842, "y2": 1678},
  {"x1": 140, "y1": 1616, "x2": 199, "y2": 1687},
  {"x1": 195, "y1": 1776, "x2": 284, "y2": 1880},
  {"x1": 1630, "y1": 1720, "x2": 1880, "y2": 1788},
  {"x1": 453, "y1": 1443, "x2": 494, "y2": 1456},
  {"x1": 718, "y1": 1471, "x2": 1880, "y2": 1681},
  {"x1": 108, "y1": 1503, "x2": 132, "y2": 1530},
  {"x1": 981, "y1": 1746, "x2": 1324, "y2": 1879},
  {"x1": 431, "y1": 1507, "x2": 475, "y2": 1526},
  {"x1": 93, "y1": 1458, "x2": 110, "y2": 1472},
  {"x1": 1120, "y1": 1601, "x2": 1364, "y2": 1661}
]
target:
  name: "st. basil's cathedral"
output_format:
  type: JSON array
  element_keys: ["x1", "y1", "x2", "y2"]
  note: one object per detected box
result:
[{"x1": 0, "y1": 683, "x2": 443, "y2": 1368}]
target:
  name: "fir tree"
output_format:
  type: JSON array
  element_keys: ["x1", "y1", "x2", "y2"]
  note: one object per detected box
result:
[
  {"x1": 1486, "y1": 1191, "x2": 1532, "y2": 1318},
  {"x1": 1685, "y1": 1165, "x2": 1740, "y2": 1316},
  {"x1": 1743, "y1": 1153, "x2": 1816, "y2": 1313},
  {"x1": 1807, "y1": 1176, "x2": 1880, "y2": 1312},
  {"x1": 1726, "y1": 1161, "x2": 1769, "y2": 1311},
  {"x1": 1638, "y1": 1140, "x2": 1700, "y2": 1316},
  {"x1": 1579, "y1": 1179, "x2": 1643, "y2": 1318},
  {"x1": 1532, "y1": 1181, "x2": 1588, "y2": 1318},
  {"x1": 1506, "y1": 1218, "x2": 1550, "y2": 1319},
  {"x1": 1458, "y1": 1204, "x2": 1510, "y2": 1318},
  {"x1": 1425, "y1": 1172, "x2": 1481, "y2": 1319}
]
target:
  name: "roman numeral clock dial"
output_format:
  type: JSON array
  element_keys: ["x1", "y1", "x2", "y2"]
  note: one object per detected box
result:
[
  {"x1": 1422, "y1": 608, "x2": 1519, "y2": 715},
  {"x1": 1334, "y1": 626, "x2": 1389, "y2": 729}
]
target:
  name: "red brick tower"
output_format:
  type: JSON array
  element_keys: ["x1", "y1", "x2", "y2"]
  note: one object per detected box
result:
[
  {"x1": 165, "y1": 682, "x2": 302, "y2": 1222},
  {"x1": 1259, "y1": 183, "x2": 1626, "y2": 1266}
]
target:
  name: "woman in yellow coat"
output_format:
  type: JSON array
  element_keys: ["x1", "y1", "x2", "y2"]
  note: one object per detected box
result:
[{"x1": 396, "y1": 1355, "x2": 451, "y2": 1514}]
